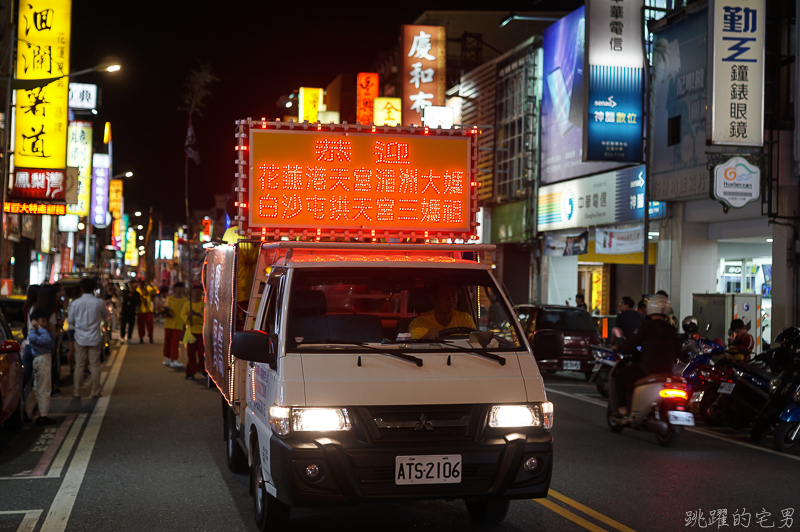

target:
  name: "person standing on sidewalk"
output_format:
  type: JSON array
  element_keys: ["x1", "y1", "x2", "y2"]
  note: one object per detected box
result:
[
  {"x1": 120, "y1": 281, "x2": 140, "y2": 344},
  {"x1": 25, "y1": 310, "x2": 56, "y2": 425},
  {"x1": 68, "y1": 278, "x2": 109, "y2": 399},
  {"x1": 136, "y1": 279, "x2": 158, "y2": 344},
  {"x1": 162, "y1": 282, "x2": 188, "y2": 368},
  {"x1": 181, "y1": 284, "x2": 205, "y2": 380}
]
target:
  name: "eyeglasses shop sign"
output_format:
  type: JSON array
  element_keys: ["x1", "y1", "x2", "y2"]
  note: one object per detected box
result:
[{"x1": 712, "y1": 156, "x2": 760, "y2": 209}]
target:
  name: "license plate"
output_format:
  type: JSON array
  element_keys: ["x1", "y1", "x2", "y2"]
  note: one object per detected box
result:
[
  {"x1": 718, "y1": 382, "x2": 735, "y2": 394},
  {"x1": 667, "y1": 411, "x2": 695, "y2": 426},
  {"x1": 563, "y1": 360, "x2": 581, "y2": 370},
  {"x1": 395, "y1": 455, "x2": 462, "y2": 485}
]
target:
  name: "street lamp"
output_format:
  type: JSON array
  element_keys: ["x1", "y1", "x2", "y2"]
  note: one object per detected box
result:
[
  {"x1": 10, "y1": 59, "x2": 121, "y2": 91},
  {"x1": 112, "y1": 171, "x2": 133, "y2": 179},
  {"x1": 134, "y1": 211, "x2": 142, "y2": 217},
  {"x1": 499, "y1": 12, "x2": 560, "y2": 27}
]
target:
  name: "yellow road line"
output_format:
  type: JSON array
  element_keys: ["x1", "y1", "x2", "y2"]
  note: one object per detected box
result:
[
  {"x1": 534, "y1": 498, "x2": 609, "y2": 532},
  {"x1": 550, "y1": 490, "x2": 638, "y2": 532}
]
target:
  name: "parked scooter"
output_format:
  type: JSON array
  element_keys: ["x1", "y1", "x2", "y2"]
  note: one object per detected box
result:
[
  {"x1": 749, "y1": 345, "x2": 800, "y2": 450},
  {"x1": 682, "y1": 336, "x2": 728, "y2": 425},
  {"x1": 771, "y1": 387, "x2": 800, "y2": 452}
]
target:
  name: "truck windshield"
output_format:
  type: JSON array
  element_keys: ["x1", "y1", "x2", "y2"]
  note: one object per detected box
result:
[{"x1": 288, "y1": 267, "x2": 523, "y2": 351}]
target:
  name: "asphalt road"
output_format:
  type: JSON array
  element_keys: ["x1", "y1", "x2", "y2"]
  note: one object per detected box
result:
[{"x1": 1, "y1": 325, "x2": 798, "y2": 532}]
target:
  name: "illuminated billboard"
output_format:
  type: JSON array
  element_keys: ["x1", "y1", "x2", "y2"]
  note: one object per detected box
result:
[
  {"x1": 299, "y1": 87, "x2": 323, "y2": 123},
  {"x1": 91, "y1": 154, "x2": 109, "y2": 228},
  {"x1": 373, "y1": 98, "x2": 402, "y2": 126},
  {"x1": 66, "y1": 121, "x2": 92, "y2": 216},
  {"x1": 356, "y1": 72, "x2": 378, "y2": 125},
  {"x1": 10, "y1": 169, "x2": 65, "y2": 201},
  {"x1": 14, "y1": 0, "x2": 71, "y2": 170},
  {"x1": 401, "y1": 25, "x2": 446, "y2": 126},
  {"x1": 245, "y1": 122, "x2": 477, "y2": 239}
]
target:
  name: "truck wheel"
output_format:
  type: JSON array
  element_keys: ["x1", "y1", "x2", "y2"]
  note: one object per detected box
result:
[
  {"x1": 252, "y1": 437, "x2": 290, "y2": 530},
  {"x1": 774, "y1": 421, "x2": 800, "y2": 453},
  {"x1": 465, "y1": 498, "x2": 510, "y2": 527},
  {"x1": 226, "y1": 409, "x2": 248, "y2": 474}
]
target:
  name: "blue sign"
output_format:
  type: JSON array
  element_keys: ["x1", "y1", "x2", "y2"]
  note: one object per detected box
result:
[
  {"x1": 585, "y1": 66, "x2": 643, "y2": 162},
  {"x1": 615, "y1": 166, "x2": 665, "y2": 222},
  {"x1": 541, "y1": 7, "x2": 619, "y2": 185}
]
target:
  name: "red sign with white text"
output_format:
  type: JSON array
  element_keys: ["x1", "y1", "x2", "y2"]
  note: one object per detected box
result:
[
  {"x1": 401, "y1": 25, "x2": 446, "y2": 126},
  {"x1": 11, "y1": 168, "x2": 66, "y2": 201},
  {"x1": 247, "y1": 125, "x2": 475, "y2": 238}
]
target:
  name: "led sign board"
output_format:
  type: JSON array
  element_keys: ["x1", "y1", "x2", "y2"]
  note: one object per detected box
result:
[
  {"x1": 4, "y1": 202, "x2": 66, "y2": 215},
  {"x1": 245, "y1": 122, "x2": 477, "y2": 239}
]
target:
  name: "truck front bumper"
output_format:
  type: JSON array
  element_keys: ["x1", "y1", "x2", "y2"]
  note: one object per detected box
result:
[{"x1": 269, "y1": 431, "x2": 553, "y2": 507}]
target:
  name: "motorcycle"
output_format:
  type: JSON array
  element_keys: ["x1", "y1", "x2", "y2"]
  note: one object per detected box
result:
[
  {"x1": 749, "y1": 349, "x2": 800, "y2": 450},
  {"x1": 718, "y1": 350, "x2": 782, "y2": 430},
  {"x1": 682, "y1": 338, "x2": 728, "y2": 425},
  {"x1": 589, "y1": 345, "x2": 624, "y2": 397},
  {"x1": 607, "y1": 359, "x2": 694, "y2": 447}
]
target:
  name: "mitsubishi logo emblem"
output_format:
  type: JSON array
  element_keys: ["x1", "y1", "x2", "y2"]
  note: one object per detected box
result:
[{"x1": 415, "y1": 414, "x2": 434, "y2": 431}]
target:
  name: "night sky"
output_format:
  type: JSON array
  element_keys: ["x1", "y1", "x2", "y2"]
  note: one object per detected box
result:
[{"x1": 68, "y1": 1, "x2": 547, "y2": 225}]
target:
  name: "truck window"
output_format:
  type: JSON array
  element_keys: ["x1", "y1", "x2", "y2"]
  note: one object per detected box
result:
[{"x1": 287, "y1": 267, "x2": 523, "y2": 351}]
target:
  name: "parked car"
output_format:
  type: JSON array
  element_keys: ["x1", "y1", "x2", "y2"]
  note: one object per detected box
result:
[
  {"x1": 516, "y1": 304, "x2": 602, "y2": 376},
  {"x1": 0, "y1": 308, "x2": 24, "y2": 430},
  {"x1": 0, "y1": 295, "x2": 26, "y2": 342}
]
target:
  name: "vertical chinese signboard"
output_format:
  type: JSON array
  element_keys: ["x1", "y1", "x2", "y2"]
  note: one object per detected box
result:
[
  {"x1": 109, "y1": 179, "x2": 123, "y2": 247},
  {"x1": 91, "y1": 153, "x2": 109, "y2": 228},
  {"x1": 373, "y1": 97, "x2": 402, "y2": 126},
  {"x1": 401, "y1": 25, "x2": 446, "y2": 126},
  {"x1": 584, "y1": 0, "x2": 644, "y2": 162},
  {"x1": 66, "y1": 121, "x2": 92, "y2": 216},
  {"x1": 14, "y1": 0, "x2": 71, "y2": 172},
  {"x1": 298, "y1": 87, "x2": 323, "y2": 123},
  {"x1": 356, "y1": 72, "x2": 378, "y2": 125},
  {"x1": 709, "y1": 0, "x2": 764, "y2": 146}
]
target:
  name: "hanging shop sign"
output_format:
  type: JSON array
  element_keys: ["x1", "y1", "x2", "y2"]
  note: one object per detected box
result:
[
  {"x1": 58, "y1": 214, "x2": 79, "y2": 232},
  {"x1": 109, "y1": 179, "x2": 123, "y2": 220},
  {"x1": 14, "y1": 0, "x2": 71, "y2": 170},
  {"x1": 91, "y1": 153, "x2": 110, "y2": 228},
  {"x1": 373, "y1": 97, "x2": 402, "y2": 126},
  {"x1": 298, "y1": 87, "x2": 323, "y2": 123},
  {"x1": 544, "y1": 230, "x2": 589, "y2": 256},
  {"x1": 124, "y1": 228, "x2": 137, "y2": 266},
  {"x1": 584, "y1": 0, "x2": 644, "y2": 162},
  {"x1": 68, "y1": 82, "x2": 97, "y2": 110},
  {"x1": 537, "y1": 164, "x2": 664, "y2": 231},
  {"x1": 401, "y1": 25, "x2": 446, "y2": 126},
  {"x1": 10, "y1": 168, "x2": 65, "y2": 200},
  {"x1": 708, "y1": 0, "x2": 765, "y2": 146},
  {"x1": 541, "y1": 7, "x2": 619, "y2": 184},
  {"x1": 356, "y1": 72, "x2": 378, "y2": 125},
  {"x1": 66, "y1": 121, "x2": 92, "y2": 216},
  {"x1": 711, "y1": 156, "x2": 760, "y2": 208},
  {"x1": 246, "y1": 122, "x2": 477, "y2": 239},
  {"x1": 595, "y1": 226, "x2": 644, "y2": 254},
  {"x1": 423, "y1": 106, "x2": 454, "y2": 129},
  {"x1": 5, "y1": 202, "x2": 65, "y2": 215}
]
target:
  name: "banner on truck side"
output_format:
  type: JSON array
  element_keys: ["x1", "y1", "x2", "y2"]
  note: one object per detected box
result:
[
  {"x1": 244, "y1": 121, "x2": 478, "y2": 240},
  {"x1": 204, "y1": 245, "x2": 236, "y2": 401}
]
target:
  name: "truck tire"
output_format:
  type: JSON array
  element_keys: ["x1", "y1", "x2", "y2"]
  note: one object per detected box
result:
[
  {"x1": 226, "y1": 408, "x2": 248, "y2": 474},
  {"x1": 464, "y1": 498, "x2": 510, "y2": 527},
  {"x1": 252, "y1": 437, "x2": 291, "y2": 530}
]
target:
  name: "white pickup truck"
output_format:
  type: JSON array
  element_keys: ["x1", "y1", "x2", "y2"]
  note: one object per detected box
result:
[{"x1": 205, "y1": 241, "x2": 559, "y2": 529}]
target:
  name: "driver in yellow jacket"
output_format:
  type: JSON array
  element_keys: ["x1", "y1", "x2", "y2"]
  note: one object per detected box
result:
[{"x1": 409, "y1": 285, "x2": 476, "y2": 340}]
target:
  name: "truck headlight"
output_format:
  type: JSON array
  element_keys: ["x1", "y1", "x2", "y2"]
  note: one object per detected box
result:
[
  {"x1": 489, "y1": 405, "x2": 540, "y2": 428},
  {"x1": 292, "y1": 408, "x2": 351, "y2": 432}
]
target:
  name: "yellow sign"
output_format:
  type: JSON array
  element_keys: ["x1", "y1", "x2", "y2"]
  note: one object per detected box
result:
[
  {"x1": 66, "y1": 121, "x2": 92, "y2": 216},
  {"x1": 109, "y1": 179, "x2": 123, "y2": 220},
  {"x1": 14, "y1": 0, "x2": 71, "y2": 169},
  {"x1": 373, "y1": 97, "x2": 402, "y2": 126},
  {"x1": 125, "y1": 229, "x2": 138, "y2": 266},
  {"x1": 298, "y1": 87, "x2": 323, "y2": 122}
]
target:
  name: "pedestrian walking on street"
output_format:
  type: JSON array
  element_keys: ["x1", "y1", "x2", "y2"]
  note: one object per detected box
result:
[
  {"x1": 120, "y1": 281, "x2": 140, "y2": 344},
  {"x1": 68, "y1": 278, "x2": 110, "y2": 399},
  {"x1": 162, "y1": 282, "x2": 188, "y2": 368},
  {"x1": 181, "y1": 284, "x2": 206, "y2": 380},
  {"x1": 24, "y1": 310, "x2": 56, "y2": 425},
  {"x1": 136, "y1": 279, "x2": 158, "y2": 344}
]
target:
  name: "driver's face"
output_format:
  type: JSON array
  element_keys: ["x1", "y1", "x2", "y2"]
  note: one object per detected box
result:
[{"x1": 433, "y1": 285, "x2": 458, "y2": 312}]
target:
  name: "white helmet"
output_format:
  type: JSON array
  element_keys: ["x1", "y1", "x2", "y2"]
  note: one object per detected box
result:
[{"x1": 645, "y1": 294, "x2": 671, "y2": 317}]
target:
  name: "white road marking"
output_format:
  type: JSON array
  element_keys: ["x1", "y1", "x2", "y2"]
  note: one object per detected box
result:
[
  {"x1": 0, "y1": 510, "x2": 43, "y2": 532},
  {"x1": 48, "y1": 414, "x2": 88, "y2": 478},
  {"x1": 545, "y1": 386, "x2": 800, "y2": 462},
  {"x1": 39, "y1": 344, "x2": 128, "y2": 532}
]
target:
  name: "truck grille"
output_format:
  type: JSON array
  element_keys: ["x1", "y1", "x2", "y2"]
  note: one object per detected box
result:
[{"x1": 361, "y1": 404, "x2": 480, "y2": 442}]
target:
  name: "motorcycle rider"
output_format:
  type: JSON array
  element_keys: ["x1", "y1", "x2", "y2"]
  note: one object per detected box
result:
[
  {"x1": 727, "y1": 319, "x2": 754, "y2": 362},
  {"x1": 610, "y1": 294, "x2": 682, "y2": 417}
]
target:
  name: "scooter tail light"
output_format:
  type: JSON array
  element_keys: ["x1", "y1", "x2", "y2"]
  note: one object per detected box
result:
[{"x1": 659, "y1": 389, "x2": 689, "y2": 400}]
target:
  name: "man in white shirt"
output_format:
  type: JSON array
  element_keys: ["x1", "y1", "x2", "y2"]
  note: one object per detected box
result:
[{"x1": 68, "y1": 278, "x2": 109, "y2": 399}]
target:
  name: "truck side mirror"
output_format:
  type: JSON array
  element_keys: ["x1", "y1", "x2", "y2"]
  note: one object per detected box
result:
[
  {"x1": 232, "y1": 330, "x2": 277, "y2": 366},
  {"x1": 530, "y1": 329, "x2": 564, "y2": 361}
]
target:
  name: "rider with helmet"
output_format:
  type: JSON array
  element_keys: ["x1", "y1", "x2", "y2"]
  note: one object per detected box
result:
[{"x1": 610, "y1": 294, "x2": 682, "y2": 416}]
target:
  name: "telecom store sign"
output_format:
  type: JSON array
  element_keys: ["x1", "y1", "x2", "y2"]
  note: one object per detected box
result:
[
  {"x1": 584, "y1": 0, "x2": 644, "y2": 163},
  {"x1": 709, "y1": 0, "x2": 765, "y2": 146}
]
